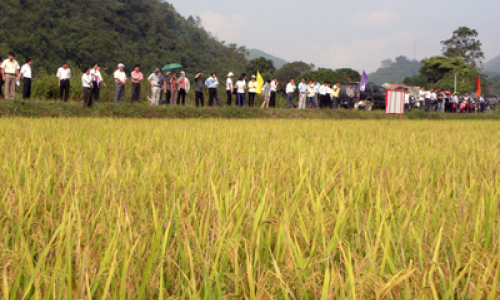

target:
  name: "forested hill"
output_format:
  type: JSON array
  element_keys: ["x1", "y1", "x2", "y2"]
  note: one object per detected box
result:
[{"x1": 0, "y1": 0, "x2": 247, "y2": 75}]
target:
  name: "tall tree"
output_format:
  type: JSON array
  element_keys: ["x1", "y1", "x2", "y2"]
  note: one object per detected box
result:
[
  {"x1": 246, "y1": 57, "x2": 275, "y2": 75},
  {"x1": 441, "y1": 27, "x2": 484, "y2": 69},
  {"x1": 273, "y1": 61, "x2": 315, "y2": 87}
]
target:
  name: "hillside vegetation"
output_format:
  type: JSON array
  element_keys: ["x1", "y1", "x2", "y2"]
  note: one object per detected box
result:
[{"x1": 0, "y1": 0, "x2": 247, "y2": 76}]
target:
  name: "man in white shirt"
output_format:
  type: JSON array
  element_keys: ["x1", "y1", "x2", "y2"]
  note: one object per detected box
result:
[
  {"x1": 285, "y1": 78, "x2": 296, "y2": 109},
  {"x1": 479, "y1": 93, "x2": 486, "y2": 113},
  {"x1": 114, "y1": 63, "x2": 127, "y2": 103},
  {"x1": 56, "y1": 62, "x2": 71, "y2": 101},
  {"x1": 20, "y1": 58, "x2": 33, "y2": 100},
  {"x1": 298, "y1": 78, "x2": 307, "y2": 109},
  {"x1": 226, "y1": 72, "x2": 234, "y2": 106},
  {"x1": 90, "y1": 64, "x2": 106, "y2": 102},
  {"x1": 81, "y1": 68, "x2": 93, "y2": 107},
  {"x1": 0, "y1": 52, "x2": 21, "y2": 100},
  {"x1": 148, "y1": 68, "x2": 162, "y2": 105},
  {"x1": 270, "y1": 78, "x2": 278, "y2": 108},
  {"x1": 306, "y1": 80, "x2": 316, "y2": 109},
  {"x1": 418, "y1": 87, "x2": 426, "y2": 110}
]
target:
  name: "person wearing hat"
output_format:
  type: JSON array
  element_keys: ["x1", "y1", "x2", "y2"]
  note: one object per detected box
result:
[
  {"x1": 114, "y1": 63, "x2": 127, "y2": 103},
  {"x1": 148, "y1": 68, "x2": 162, "y2": 105},
  {"x1": 248, "y1": 75, "x2": 258, "y2": 107},
  {"x1": 226, "y1": 72, "x2": 234, "y2": 106},
  {"x1": 177, "y1": 71, "x2": 190, "y2": 106},
  {"x1": 56, "y1": 62, "x2": 71, "y2": 101},
  {"x1": 130, "y1": 64, "x2": 143, "y2": 103}
]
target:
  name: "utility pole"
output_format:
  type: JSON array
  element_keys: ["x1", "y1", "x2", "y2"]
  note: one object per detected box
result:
[{"x1": 454, "y1": 71, "x2": 457, "y2": 93}]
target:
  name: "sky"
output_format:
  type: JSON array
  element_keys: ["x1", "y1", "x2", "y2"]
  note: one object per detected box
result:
[{"x1": 169, "y1": 0, "x2": 500, "y2": 73}]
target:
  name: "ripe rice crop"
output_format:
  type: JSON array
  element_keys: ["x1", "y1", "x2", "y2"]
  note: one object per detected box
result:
[{"x1": 1, "y1": 118, "x2": 499, "y2": 300}]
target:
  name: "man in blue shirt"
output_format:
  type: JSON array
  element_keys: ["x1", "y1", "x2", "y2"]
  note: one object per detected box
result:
[
  {"x1": 205, "y1": 73, "x2": 221, "y2": 107},
  {"x1": 298, "y1": 78, "x2": 307, "y2": 109}
]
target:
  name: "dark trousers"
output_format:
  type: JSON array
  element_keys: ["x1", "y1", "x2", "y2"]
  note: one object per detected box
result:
[
  {"x1": 248, "y1": 92, "x2": 256, "y2": 107},
  {"x1": 226, "y1": 90, "x2": 232, "y2": 106},
  {"x1": 285, "y1": 93, "x2": 295, "y2": 108},
  {"x1": 83, "y1": 88, "x2": 93, "y2": 107},
  {"x1": 307, "y1": 96, "x2": 316, "y2": 108},
  {"x1": 195, "y1": 91, "x2": 205, "y2": 107},
  {"x1": 332, "y1": 97, "x2": 339, "y2": 109},
  {"x1": 22, "y1": 77, "x2": 31, "y2": 99},
  {"x1": 480, "y1": 102, "x2": 485, "y2": 113},
  {"x1": 165, "y1": 90, "x2": 171, "y2": 104},
  {"x1": 0, "y1": 77, "x2": 4, "y2": 98},
  {"x1": 208, "y1": 88, "x2": 220, "y2": 107},
  {"x1": 319, "y1": 95, "x2": 328, "y2": 108},
  {"x1": 91, "y1": 85, "x2": 100, "y2": 102},
  {"x1": 177, "y1": 88, "x2": 186, "y2": 105},
  {"x1": 425, "y1": 99, "x2": 431, "y2": 112},
  {"x1": 59, "y1": 79, "x2": 70, "y2": 101},
  {"x1": 131, "y1": 83, "x2": 141, "y2": 103},
  {"x1": 269, "y1": 91, "x2": 276, "y2": 107}
]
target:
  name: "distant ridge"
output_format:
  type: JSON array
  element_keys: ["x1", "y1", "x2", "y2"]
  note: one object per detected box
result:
[
  {"x1": 484, "y1": 54, "x2": 500, "y2": 75},
  {"x1": 248, "y1": 49, "x2": 288, "y2": 69}
]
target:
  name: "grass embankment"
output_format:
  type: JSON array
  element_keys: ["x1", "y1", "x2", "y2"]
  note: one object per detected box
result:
[
  {"x1": 1, "y1": 119, "x2": 500, "y2": 299},
  {"x1": 1, "y1": 99, "x2": 500, "y2": 119}
]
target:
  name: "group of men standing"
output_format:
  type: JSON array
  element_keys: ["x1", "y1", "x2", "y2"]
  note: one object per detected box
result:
[
  {"x1": 418, "y1": 87, "x2": 487, "y2": 113},
  {"x1": 282, "y1": 78, "x2": 348, "y2": 109},
  {"x1": 0, "y1": 52, "x2": 32, "y2": 100}
]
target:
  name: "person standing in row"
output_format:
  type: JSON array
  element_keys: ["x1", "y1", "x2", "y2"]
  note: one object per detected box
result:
[
  {"x1": 0, "y1": 53, "x2": 21, "y2": 100},
  {"x1": 226, "y1": 72, "x2": 234, "y2": 106},
  {"x1": 270, "y1": 78, "x2": 278, "y2": 107},
  {"x1": 248, "y1": 75, "x2": 257, "y2": 107},
  {"x1": 56, "y1": 62, "x2": 71, "y2": 101},
  {"x1": 169, "y1": 72, "x2": 179, "y2": 105},
  {"x1": 148, "y1": 68, "x2": 162, "y2": 105},
  {"x1": 419, "y1": 87, "x2": 426, "y2": 110},
  {"x1": 177, "y1": 71, "x2": 190, "y2": 106},
  {"x1": 235, "y1": 74, "x2": 247, "y2": 107},
  {"x1": 319, "y1": 82, "x2": 328, "y2": 108},
  {"x1": 332, "y1": 82, "x2": 340, "y2": 109},
  {"x1": 130, "y1": 65, "x2": 143, "y2": 103},
  {"x1": 298, "y1": 78, "x2": 307, "y2": 109},
  {"x1": 345, "y1": 84, "x2": 355, "y2": 109},
  {"x1": 90, "y1": 64, "x2": 106, "y2": 102},
  {"x1": 479, "y1": 93, "x2": 486, "y2": 113},
  {"x1": 205, "y1": 73, "x2": 221, "y2": 107},
  {"x1": 306, "y1": 80, "x2": 316, "y2": 108},
  {"x1": 261, "y1": 79, "x2": 271, "y2": 108},
  {"x1": 285, "y1": 78, "x2": 296, "y2": 109},
  {"x1": 114, "y1": 63, "x2": 127, "y2": 103},
  {"x1": 194, "y1": 72, "x2": 205, "y2": 107},
  {"x1": 315, "y1": 81, "x2": 321, "y2": 108},
  {"x1": 20, "y1": 58, "x2": 33, "y2": 100},
  {"x1": 81, "y1": 68, "x2": 93, "y2": 108}
]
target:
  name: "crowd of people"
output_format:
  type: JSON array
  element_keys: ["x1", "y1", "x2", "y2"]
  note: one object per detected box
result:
[
  {"x1": 416, "y1": 87, "x2": 487, "y2": 113},
  {"x1": 0, "y1": 52, "x2": 488, "y2": 113}
]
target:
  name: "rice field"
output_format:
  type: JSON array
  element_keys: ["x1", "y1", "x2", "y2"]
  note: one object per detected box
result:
[{"x1": 1, "y1": 118, "x2": 500, "y2": 300}]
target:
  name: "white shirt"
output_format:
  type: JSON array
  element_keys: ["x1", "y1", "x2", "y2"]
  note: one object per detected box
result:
[
  {"x1": 20, "y1": 64, "x2": 32, "y2": 79},
  {"x1": 90, "y1": 68, "x2": 103, "y2": 83},
  {"x1": 0, "y1": 59, "x2": 20, "y2": 74},
  {"x1": 419, "y1": 90, "x2": 426, "y2": 101},
  {"x1": 270, "y1": 81, "x2": 277, "y2": 92},
  {"x1": 319, "y1": 85, "x2": 327, "y2": 95},
  {"x1": 226, "y1": 78, "x2": 233, "y2": 91},
  {"x1": 479, "y1": 96, "x2": 485, "y2": 103},
  {"x1": 430, "y1": 92, "x2": 436, "y2": 100},
  {"x1": 286, "y1": 83, "x2": 296, "y2": 94},
  {"x1": 424, "y1": 91, "x2": 431, "y2": 99},
  {"x1": 405, "y1": 93, "x2": 410, "y2": 104},
  {"x1": 81, "y1": 73, "x2": 91, "y2": 88},
  {"x1": 235, "y1": 80, "x2": 246, "y2": 93},
  {"x1": 326, "y1": 87, "x2": 333, "y2": 95},
  {"x1": 148, "y1": 73, "x2": 161, "y2": 87},
  {"x1": 114, "y1": 70, "x2": 127, "y2": 83},
  {"x1": 56, "y1": 67, "x2": 71, "y2": 80}
]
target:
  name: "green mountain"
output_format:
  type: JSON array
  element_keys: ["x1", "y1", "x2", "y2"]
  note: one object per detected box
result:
[
  {"x1": 248, "y1": 49, "x2": 288, "y2": 69},
  {"x1": 368, "y1": 56, "x2": 422, "y2": 84},
  {"x1": 0, "y1": 0, "x2": 247, "y2": 76},
  {"x1": 483, "y1": 54, "x2": 500, "y2": 74}
]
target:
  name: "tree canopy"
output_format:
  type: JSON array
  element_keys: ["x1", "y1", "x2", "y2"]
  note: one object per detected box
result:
[
  {"x1": 0, "y1": 0, "x2": 247, "y2": 77},
  {"x1": 441, "y1": 27, "x2": 484, "y2": 69},
  {"x1": 368, "y1": 56, "x2": 422, "y2": 84}
]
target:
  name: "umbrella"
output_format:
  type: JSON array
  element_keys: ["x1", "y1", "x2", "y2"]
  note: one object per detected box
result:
[{"x1": 161, "y1": 64, "x2": 183, "y2": 71}]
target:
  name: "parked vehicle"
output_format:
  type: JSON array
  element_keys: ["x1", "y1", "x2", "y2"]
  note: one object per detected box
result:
[
  {"x1": 339, "y1": 82, "x2": 387, "y2": 110},
  {"x1": 485, "y1": 95, "x2": 499, "y2": 111}
]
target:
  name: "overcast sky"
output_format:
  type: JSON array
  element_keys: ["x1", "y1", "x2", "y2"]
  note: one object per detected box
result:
[{"x1": 169, "y1": 0, "x2": 500, "y2": 73}]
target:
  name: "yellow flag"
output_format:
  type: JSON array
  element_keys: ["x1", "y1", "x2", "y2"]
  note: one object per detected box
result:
[{"x1": 256, "y1": 70, "x2": 264, "y2": 95}]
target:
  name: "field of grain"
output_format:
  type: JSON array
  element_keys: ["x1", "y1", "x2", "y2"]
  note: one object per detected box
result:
[{"x1": 1, "y1": 118, "x2": 499, "y2": 300}]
